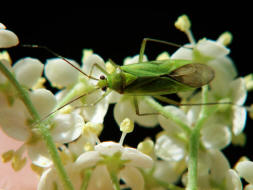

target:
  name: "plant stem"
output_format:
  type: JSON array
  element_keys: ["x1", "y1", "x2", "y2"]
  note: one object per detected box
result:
[
  {"x1": 0, "y1": 61, "x2": 74, "y2": 190},
  {"x1": 187, "y1": 86, "x2": 209, "y2": 190},
  {"x1": 110, "y1": 172, "x2": 121, "y2": 190},
  {"x1": 144, "y1": 96, "x2": 192, "y2": 135}
]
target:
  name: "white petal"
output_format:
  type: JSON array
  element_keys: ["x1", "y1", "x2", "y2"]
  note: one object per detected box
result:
[
  {"x1": 122, "y1": 147, "x2": 153, "y2": 168},
  {"x1": 113, "y1": 98, "x2": 136, "y2": 127},
  {"x1": 155, "y1": 135, "x2": 185, "y2": 161},
  {"x1": 232, "y1": 107, "x2": 247, "y2": 135},
  {"x1": 209, "y1": 149, "x2": 230, "y2": 183},
  {"x1": 81, "y1": 91, "x2": 109, "y2": 123},
  {"x1": 95, "y1": 142, "x2": 123, "y2": 156},
  {"x1": 106, "y1": 90, "x2": 121, "y2": 104},
  {"x1": 75, "y1": 151, "x2": 101, "y2": 169},
  {"x1": 81, "y1": 54, "x2": 105, "y2": 84},
  {"x1": 13, "y1": 57, "x2": 43, "y2": 88},
  {"x1": 208, "y1": 57, "x2": 237, "y2": 96},
  {"x1": 196, "y1": 39, "x2": 230, "y2": 58},
  {"x1": 235, "y1": 161, "x2": 253, "y2": 184},
  {"x1": 0, "y1": 23, "x2": 6, "y2": 29},
  {"x1": 30, "y1": 89, "x2": 57, "y2": 118},
  {"x1": 45, "y1": 58, "x2": 79, "y2": 88},
  {"x1": 170, "y1": 46, "x2": 193, "y2": 60},
  {"x1": 27, "y1": 140, "x2": 52, "y2": 167},
  {"x1": 0, "y1": 100, "x2": 30, "y2": 141},
  {"x1": 0, "y1": 29, "x2": 19, "y2": 48},
  {"x1": 201, "y1": 124, "x2": 231, "y2": 149},
  {"x1": 153, "y1": 160, "x2": 185, "y2": 184},
  {"x1": 87, "y1": 165, "x2": 114, "y2": 190},
  {"x1": 225, "y1": 169, "x2": 242, "y2": 190},
  {"x1": 133, "y1": 98, "x2": 158, "y2": 127},
  {"x1": 51, "y1": 112, "x2": 84, "y2": 143},
  {"x1": 229, "y1": 78, "x2": 247, "y2": 105},
  {"x1": 38, "y1": 164, "x2": 82, "y2": 190},
  {"x1": 158, "y1": 106, "x2": 188, "y2": 134},
  {"x1": 37, "y1": 168, "x2": 54, "y2": 190},
  {"x1": 0, "y1": 59, "x2": 12, "y2": 83},
  {"x1": 123, "y1": 54, "x2": 148, "y2": 65},
  {"x1": 120, "y1": 166, "x2": 144, "y2": 190}
]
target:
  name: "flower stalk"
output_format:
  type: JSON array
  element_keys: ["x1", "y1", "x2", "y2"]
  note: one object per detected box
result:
[
  {"x1": 0, "y1": 60, "x2": 74, "y2": 190},
  {"x1": 187, "y1": 85, "x2": 209, "y2": 190}
]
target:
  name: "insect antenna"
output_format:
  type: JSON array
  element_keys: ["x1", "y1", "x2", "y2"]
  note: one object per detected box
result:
[
  {"x1": 32, "y1": 87, "x2": 100, "y2": 126},
  {"x1": 21, "y1": 44, "x2": 99, "y2": 81}
]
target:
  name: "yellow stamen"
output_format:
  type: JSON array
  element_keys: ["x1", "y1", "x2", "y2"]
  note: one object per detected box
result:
[
  {"x1": 106, "y1": 61, "x2": 116, "y2": 74},
  {"x1": 1, "y1": 150, "x2": 14, "y2": 163},
  {"x1": 120, "y1": 118, "x2": 134, "y2": 133},
  {"x1": 175, "y1": 14, "x2": 191, "y2": 33},
  {"x1": 137, "y1": 139, "x2": 154, "y2": 156},
  {"x1": 156, "y1": 52, "x2": 170, "y2": 61},
  {"x1": 31, "y1": 163, "x2": 44, "y2": 176},
  {"x1": 217, "y1": 31, "x2": 233, "y2": 46},
  {"x1": 83, "y1": 122, "x2": 103, "y2": 136},
  {"x1": 12, "y1": 155, "x2": 27, "y2": 171},
  {"x1": 32, "y1": 77, "x2": 46, "y2": 90}
]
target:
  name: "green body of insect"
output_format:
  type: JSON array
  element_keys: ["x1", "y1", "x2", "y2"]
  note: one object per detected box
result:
[
  {"x1": 97, "y1": 59, "x2": 214, "y2": 96},
  {"x1": 24, "y1": 39, "x2": 215, "y2": 116}
]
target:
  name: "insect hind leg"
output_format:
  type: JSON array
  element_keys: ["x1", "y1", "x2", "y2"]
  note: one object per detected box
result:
[{"x1": 133, "y1": 96, "x2": 159, "y2": 116}]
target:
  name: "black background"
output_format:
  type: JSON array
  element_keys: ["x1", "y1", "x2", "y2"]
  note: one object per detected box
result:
[{"x1": 1, "y1": 4, "x2": 252, "y2": 166}]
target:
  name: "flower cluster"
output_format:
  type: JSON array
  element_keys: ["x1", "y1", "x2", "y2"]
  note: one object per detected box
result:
[{"x1": 0, "y1": 15, "x2": 253, "y2": 190}]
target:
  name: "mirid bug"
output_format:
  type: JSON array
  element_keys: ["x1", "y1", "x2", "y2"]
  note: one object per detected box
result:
[{"x1": 23, "y1": 38, "x2": 215, "y2": 118}]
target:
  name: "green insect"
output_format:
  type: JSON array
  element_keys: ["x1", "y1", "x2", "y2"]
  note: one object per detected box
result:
[{"x1": 24, "y1": 38, "x2": 215, "y2": 116}]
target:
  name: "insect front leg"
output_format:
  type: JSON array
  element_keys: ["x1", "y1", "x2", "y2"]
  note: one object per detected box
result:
[
  {"x1": 74, "y1": 89, "x2": 111, "y2": 109},
  {"x1": 89, "y1": 63, "x2": 109, "y2": 78},
  {"x1": 133, "y1": 96, "x2": 159, "y2": 116}
]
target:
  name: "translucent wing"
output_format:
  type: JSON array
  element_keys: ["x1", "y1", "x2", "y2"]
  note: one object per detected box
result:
[{"x1": 168, "y1": 63, "x2": 215, "y2": 88}]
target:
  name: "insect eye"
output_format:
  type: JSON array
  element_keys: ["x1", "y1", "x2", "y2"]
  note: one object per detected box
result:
[
  {"x1": 100, "y1": 75, "x2": 106, "y2": 80},
  {"x1": 101, "y1": 86, "x2": 107, "y2": 91}
]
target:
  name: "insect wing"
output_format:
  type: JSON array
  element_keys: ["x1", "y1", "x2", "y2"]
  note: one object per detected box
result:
[
  {"x1": 168, "y1": 63, "x2": 215, "y2": 88},
  {"x1": 120, "y1": 59, "x2": 192, "y2": 77}
]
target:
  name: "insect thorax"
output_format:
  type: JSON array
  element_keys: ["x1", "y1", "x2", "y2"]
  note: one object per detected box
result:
[{"x1": 107, "y1": 68, "x2": 137, "y2": 94}]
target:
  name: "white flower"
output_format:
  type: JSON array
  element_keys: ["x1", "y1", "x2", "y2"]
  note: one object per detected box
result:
[
  {"x1": 0, "y1": 22, "x2": 19, "y2": 48},
  {"x1": 155, "y1": 105, "x2": 231, "y2": 163},
  {"x1": 46, "y1": 51, "x2": 110, "y2": 124},
  {"x1": 45, "y1": 58, "x2": 80, "y2": 88},
  {"x1": 0, "y1": 57, "x2": 85, "y2": 168},
  {"x1": 235, "y1": 160, "x2": 253, "y2": 185},
  {"x1": 38, "y1": 141, "x2": 153, "y2": 190},
  {"x1": 13, "y1": 57, "x2": 44, "y2": 88},
  {"x1": 170, "y1": 26, "x2": 247, "y2": 137},
  {"x1": 182, "y1": 149, "x2": 242, "y2": 190},
  {"x1": 0, "y1": 52, "x2": 12, "y2": 83}
]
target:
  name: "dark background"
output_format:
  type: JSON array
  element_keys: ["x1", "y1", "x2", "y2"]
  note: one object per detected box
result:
[{"x1": 1, "y1": 4, "x2": 252, "y2": 166}]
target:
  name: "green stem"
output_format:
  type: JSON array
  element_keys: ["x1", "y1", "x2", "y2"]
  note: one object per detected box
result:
[
  {"x1": 0, "y1": 61, "x2": 74, "y2": 190},
  {"x1": 144, "y1": 96, "x2": 192, "y2": 135},
  {"x1": 187, "y1": 85, "x2": 209, "y2": 190},
  {"x1": 110, "y1": 172, "x2": 121, "y2": 190},
  {"x1": 0, "y1": 61, "x2": 40, "y2": 120}
]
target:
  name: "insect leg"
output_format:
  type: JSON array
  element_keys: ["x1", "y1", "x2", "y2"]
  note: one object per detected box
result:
[
  {"x1": 154, "y1": 95, "x2": 233, "y2": 107},
  {"x1": 89, "y1": 63, "x2": 109, "y2": 78},
  {"x1": 74, "y1": 89, "x2": 111, "y2": 108},
  {"x1": 133, "y1": 96, "x2": 159, "y2": 116},
  {"x1": 138, "y1": 38, "x2": 190, "y2": 63}
]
